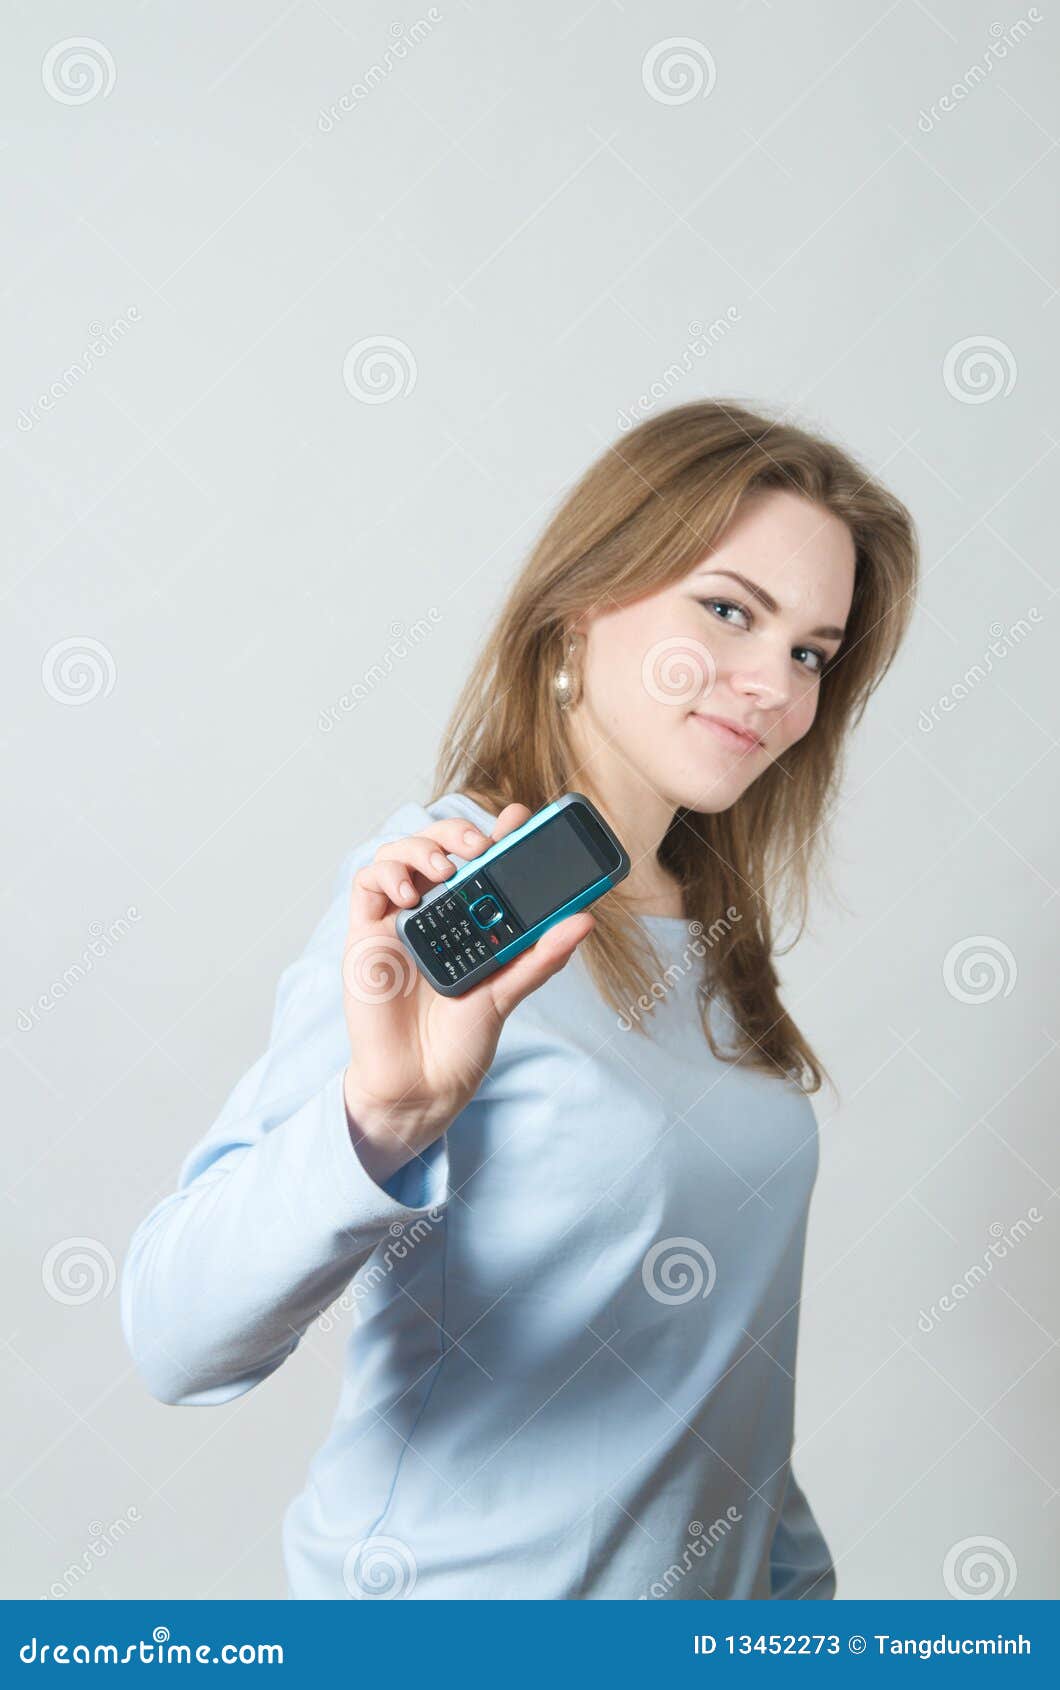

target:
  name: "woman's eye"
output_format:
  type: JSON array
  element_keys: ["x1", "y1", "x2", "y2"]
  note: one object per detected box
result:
[
  {"x1": 699, "y1": 597, "x2": 749, "y2": 629},
  {"x1": 794, "y1": 646, "x2": 825, "y2": 674},
  {"x1": 697, "y1": 597, "x2": 829, "y2": 675}
]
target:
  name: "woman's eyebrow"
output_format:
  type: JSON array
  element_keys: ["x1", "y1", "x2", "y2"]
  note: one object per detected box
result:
[{"x1": 697, "y1": 568, "x2": 846, "y2": 641}]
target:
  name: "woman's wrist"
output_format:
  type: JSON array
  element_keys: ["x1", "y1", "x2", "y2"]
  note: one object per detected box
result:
[{"x1": 342, "y1": 1068, "x2": 425, "y2": 1187}]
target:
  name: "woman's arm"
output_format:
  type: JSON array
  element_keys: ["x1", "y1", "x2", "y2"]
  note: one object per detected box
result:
[
  {"x1": 769, "y1": 1463, "x2": 836, "y2": 1599},
  {"x1": 119, "y1": 825, "x2": 453, "y2": 1408},
  {"x1": 122, "y1": 793, "x2": 595, "y2": 1409}
]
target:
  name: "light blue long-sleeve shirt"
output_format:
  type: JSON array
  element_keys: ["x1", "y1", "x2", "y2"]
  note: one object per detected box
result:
[{"x1": 120, "y1": 788, "x2": 836, "y2": 1600}]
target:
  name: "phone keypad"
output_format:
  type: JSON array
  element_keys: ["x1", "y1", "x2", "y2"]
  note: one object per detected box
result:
[{"x1": 406, "y1": 886, "x2": 521, "y2": 984}]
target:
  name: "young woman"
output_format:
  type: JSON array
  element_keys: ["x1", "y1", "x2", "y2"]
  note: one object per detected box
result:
[{"x1": 121, "y1": 400, "x2": 917, "y2": 1600}]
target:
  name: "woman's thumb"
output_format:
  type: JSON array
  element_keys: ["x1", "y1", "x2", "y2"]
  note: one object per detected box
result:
[{"x1": 485, "y1": 911, "x2": 595, "y2": 1022}]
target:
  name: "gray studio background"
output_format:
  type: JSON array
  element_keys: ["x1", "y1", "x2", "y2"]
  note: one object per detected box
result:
[{"x1": 2, "y1": 0, "x2": 1057, "y2": 1600}]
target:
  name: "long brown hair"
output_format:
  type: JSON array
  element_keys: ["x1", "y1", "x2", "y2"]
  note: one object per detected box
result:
[{"x1": 432, "y1": 400, "x2": 918, "y2": 1092}]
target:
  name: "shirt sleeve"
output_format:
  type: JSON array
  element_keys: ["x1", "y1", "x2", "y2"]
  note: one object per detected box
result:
[
  {"x1": 769, "y1": 1465, "x2": 837, "y2": 1599},
  {"x1": 119, "y1": 813, "x2": 454, "y2": 1407}
]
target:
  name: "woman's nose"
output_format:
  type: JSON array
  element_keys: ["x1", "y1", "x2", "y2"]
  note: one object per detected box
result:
[{"x1": 728, "y1": 651, "x2": 791, "y2": 709}]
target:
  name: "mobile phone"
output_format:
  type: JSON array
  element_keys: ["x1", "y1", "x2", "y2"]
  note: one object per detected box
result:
[{"x1": 395, "y1": 792, "x2": 631, "y2": 996}]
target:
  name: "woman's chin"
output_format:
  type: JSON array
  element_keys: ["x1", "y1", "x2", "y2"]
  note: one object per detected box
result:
[{"x1": 655, "y1": 761, "x2": 756, "y2": 815}]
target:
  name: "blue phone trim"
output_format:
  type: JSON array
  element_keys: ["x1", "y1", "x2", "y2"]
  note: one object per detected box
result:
[
  {"x1": 441, "y1": 796, "x2": 565, "y2": 900},
  {"x1": 394, "y1": 791, "x2": 628, "y2": 992},
  {"x1": 484, "y1": 872, "x2": 616, "y2": 968}
]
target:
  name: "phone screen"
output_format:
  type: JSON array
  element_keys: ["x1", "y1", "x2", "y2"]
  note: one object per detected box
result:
[{"x1": 486, "y1": 810, "x2": 606, "y2": 930}]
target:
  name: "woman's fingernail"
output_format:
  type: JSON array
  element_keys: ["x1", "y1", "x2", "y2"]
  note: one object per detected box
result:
[
  {"x1": 464, "y1": 830, "x2": 481, "y2": 846},
  {"x1": 431, "y1": 852, "x2": 449, "y2": 872},
  {"x1": 399, "y1": 880, "x2": 413, "y2": 898}
]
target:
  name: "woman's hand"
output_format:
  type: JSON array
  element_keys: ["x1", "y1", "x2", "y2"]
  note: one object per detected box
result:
[{"x1": 341, "y1": 803, "x2": 594, "y2": 1185}]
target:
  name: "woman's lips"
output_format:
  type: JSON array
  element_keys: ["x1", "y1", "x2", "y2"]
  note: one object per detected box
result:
[{"x1": 689, "y1": 712, "x2": 763, "y2": 753}]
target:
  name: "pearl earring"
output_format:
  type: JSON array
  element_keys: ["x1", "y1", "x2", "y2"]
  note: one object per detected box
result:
[{"x1": 553, "y1": 634, "x2": 584, "y2": 711}]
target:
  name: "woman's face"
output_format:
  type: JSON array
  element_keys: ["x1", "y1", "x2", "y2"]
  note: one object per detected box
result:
[{"x1": 571, "y1": 488, "x2": 857, "y2": 815}]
